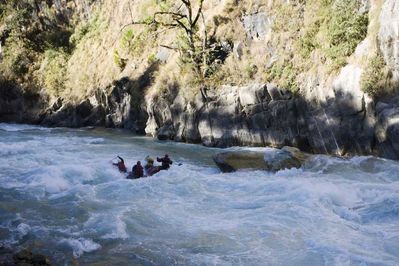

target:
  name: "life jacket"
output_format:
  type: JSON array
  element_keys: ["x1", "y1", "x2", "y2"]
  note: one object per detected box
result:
[
  {"x1": 118, "y1": 162, "x2": 127, "y2": 173},
  {"x1": 132, "y1": 164, "x2": 144, "y2": 178},
  {"x1": 157, "y1": 157, "x2": 172, "y2": 169}
]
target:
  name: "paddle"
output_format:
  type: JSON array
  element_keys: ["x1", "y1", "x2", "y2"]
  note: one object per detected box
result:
[{"x1": 109, "y1": 156, "x2": 118, "y2": 163}]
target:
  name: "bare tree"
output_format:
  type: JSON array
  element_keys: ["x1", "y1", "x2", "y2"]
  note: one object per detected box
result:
[{"x1": 122, "y1": 0, "x2": 207, "y2": 78}]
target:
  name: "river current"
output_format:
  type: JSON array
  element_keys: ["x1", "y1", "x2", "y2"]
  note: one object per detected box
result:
[{"x1": 0, "y1": 123, "x2": 399, "y2": 265}]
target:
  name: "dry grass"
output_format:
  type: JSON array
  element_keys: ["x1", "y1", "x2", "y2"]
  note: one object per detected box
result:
[{"x1": 2, "y1": 0, "x2": 385, "y2": 103}]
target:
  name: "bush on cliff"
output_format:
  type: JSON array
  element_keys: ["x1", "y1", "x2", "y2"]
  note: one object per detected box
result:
[
  {"x1": 38, "y1": 49, "x2": 70, "y2": 97},
  {"x1": 361, "y1": 54, "x2": 388, "y2": 96}
]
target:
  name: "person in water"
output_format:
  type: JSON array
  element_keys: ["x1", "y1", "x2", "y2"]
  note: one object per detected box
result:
[
  {"x1": 145, "y1": 156, "x2": 154, "y2": 168},
  {"x1": 131, "y1": 161, "x2": 144, "y2": 179},
  {"x1": 144, "y1": 156, "x2": 160, "y2": 176},
  {"x1": 157, "y1": 154, "x2": 173, "y2": 170},
  {"x1": 113, "y1": 156, "x2": 127, "y2": 173}
]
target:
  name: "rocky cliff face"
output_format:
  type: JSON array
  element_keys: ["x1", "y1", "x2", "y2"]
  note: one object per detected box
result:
[
  {"x1": 1, "y1": 0, "x2": 399, "y2": 160},
  {"x1": 140, "y1": 0, "x2": 399, "y2": 160},
  {"x1": 37, "y1": 72, "x2": 399, "y2": 159},
  {"x1": 0, "y1": 80, "x2": 47, "y2": 123},
  {"x1": 143, "y1": 82, "x2": 398, "y2": 159}
]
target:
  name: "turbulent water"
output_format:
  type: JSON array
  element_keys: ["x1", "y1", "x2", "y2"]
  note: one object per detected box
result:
[{"x1": 0, "y1": 124, "x2": 399, "y2": 265}]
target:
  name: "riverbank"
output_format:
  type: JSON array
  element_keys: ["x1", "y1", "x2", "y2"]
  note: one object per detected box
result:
[{"x1": 2, "y1": 81, "x2": 399, "y2": 162}]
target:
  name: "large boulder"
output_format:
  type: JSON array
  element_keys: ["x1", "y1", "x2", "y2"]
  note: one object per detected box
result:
[
  {"x1": 213, "y1": 146, "x2": 309, "y2": 173},
  {"x1": 213, "y1": 151, "x2": 268, "y2": 172},
  {"x1": 263, "y1": 146, "x2": 308, "y2": 172}
]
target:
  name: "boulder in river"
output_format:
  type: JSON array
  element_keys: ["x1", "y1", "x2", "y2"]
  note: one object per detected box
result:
[
  {"x1": 213, "y1": 146, "x2": 309, "y2": 173},
  {"x1": 12, "y1": 249, "x2": 51, "y2": 266}
]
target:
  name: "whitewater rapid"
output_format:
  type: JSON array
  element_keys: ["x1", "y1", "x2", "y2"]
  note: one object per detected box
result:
[{"x1": 0, "y1": 123, "x2": 399, "y2": 265}]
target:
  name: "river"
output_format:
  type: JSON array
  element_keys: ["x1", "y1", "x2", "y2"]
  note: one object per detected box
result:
[{"x1": 0, "y1": 123, "x2": 399, "y2": 265}]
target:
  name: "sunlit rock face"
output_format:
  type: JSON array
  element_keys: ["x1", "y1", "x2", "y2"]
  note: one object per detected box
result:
[
  {"x1": 144, "y1": 81, "x2": 375, "y2": 157},
  {"x1": 379, "y1": 0, "x2": 399, "y2": 82},
  {"x1": 241, "y1": 12, "x2": 273, "y2": 40},
  {"x1": 375, "y1": 0, "x2": 399, "y2": 159}
]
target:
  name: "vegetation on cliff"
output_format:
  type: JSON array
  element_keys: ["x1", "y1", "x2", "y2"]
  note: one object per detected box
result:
[{"x1": 0, "y1": 0, "x2": 394, "y2": 104}]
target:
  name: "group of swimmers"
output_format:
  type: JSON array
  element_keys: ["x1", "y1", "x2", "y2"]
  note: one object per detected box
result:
[{"x1": 112, "y1": 154, "x2": 173, "y2": 179}]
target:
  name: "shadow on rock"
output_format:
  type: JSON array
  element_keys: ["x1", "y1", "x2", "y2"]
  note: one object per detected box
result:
[
  {"x1": 147, "y1": 83, "x2": 399, "y2": 159},
  {"x1": 40, "y1": 63, "x2": 159, "y2": 133}
]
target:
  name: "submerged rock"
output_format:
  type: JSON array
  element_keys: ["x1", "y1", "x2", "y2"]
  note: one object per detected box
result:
[
  {"x1": 10, "y1": 249, "x2": 51, "y2": 266},
  {"x1": 213, "y1": 146, "x2": 309, "y2": 173}
]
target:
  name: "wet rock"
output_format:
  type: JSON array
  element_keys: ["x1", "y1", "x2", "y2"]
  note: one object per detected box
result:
[
  {"x1": 13, "y1": 249, "x2": 33, "y2": 262},
  {"x1": 0, "y1": 246, "x2": 14, "y2": 265},
  {"x1": 263, "y1": 146, "x2": 308, "y2": 172},
  {"x1": 213, "y1": 151, "x2": 268, "y2": 172},
  {"x1": 213, "y1": 146, "x2": 309, "y2": 173},
  {"x1": 31, "y1": 253, "x2": 51, "y2": 265},
  {"x1": 12, "y1": 249, "x2": 51, "y2": 266}
]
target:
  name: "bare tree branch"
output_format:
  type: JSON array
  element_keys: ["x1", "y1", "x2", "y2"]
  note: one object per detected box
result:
[
  {"x1": 117, "y1": 0, "x2": 209, "y2": 80},
  {"x1": 160, "y1": 44, "x2": 178, "y2": 50},
  {"x1": 192, "y1": 0, "x2": 204, "y2": 27}
]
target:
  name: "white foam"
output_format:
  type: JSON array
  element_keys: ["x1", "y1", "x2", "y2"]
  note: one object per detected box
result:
[
  {"x1": 59, "y1": 238, "x2": 101, "y2": 258},
  {"x1": 16, "y1": 223, "x2": 30, "y2": 238},
  {"x1": 85, "y1": 211, "x2": 129, "y2": 240},
  {"x1": 0, "y1": 123, "x2": 49, "y2": 132},
  {"x1": 19, "y1": 166, "x2": 71, "y2": 194},
  {"x1": 102, "y1": 214, "x2": 129, "y2": 240}
]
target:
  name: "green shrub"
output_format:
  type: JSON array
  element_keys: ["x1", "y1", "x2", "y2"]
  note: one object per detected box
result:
[
  {"x1": 38, "y1": 49, "x2": 69, "y2": 97},
  {"x1": 121, "y1": 27, "x2": 155, "y2": 57},
  {"x1": 147, "y1": 53, "x2": 159, "y2": 64},
  {"x1": 267, "y1": 61, "x2": 299, "y2": 93},
  {"x1": 69, "y1": 13, "x2": 104, "y2": 47},
  {"x1": 295, "y1": 0, "x2": 369, "y2": 72},
  {"x1": 272, "y1": 3, "x2": 301, "y2": 33},
  {"x1": 1, "y1": 34, "x2": 37, "y2": 77},
  {"x1": 244, "y1": 64, "x2": 258, "y2": 79},
  {"x1": 323, "y1": 0, "x2": 369, "y2": 70},
  {"x1": 361, "y1": 55, "x2": 387, "y2": 96},
  {"x1": 69, "y1": 22, "x2": 90, "y2": 47},
  {"x1": 298, "y1": 21, "x2": 321, "y2": 58},
  {"x1": 113, "y1": 50, "x2": 126, "y2": 70},
  {"x1": 121, "y1": 29, "x2": 135, "y2": 49}
]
